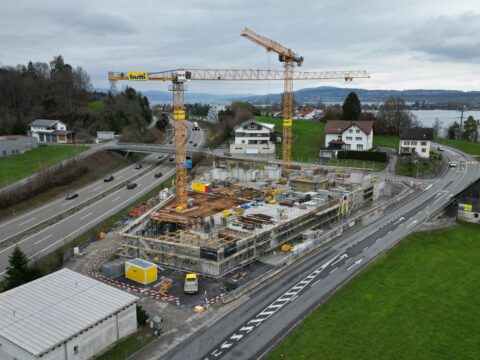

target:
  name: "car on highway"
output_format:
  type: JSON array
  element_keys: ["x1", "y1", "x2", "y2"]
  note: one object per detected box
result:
[
  {"x1": 158, "y1": 155, "x2": 164, "y2": 159},
  {"x1": 169, "y1": 156, "x2": 175, "y2": 162},
  {"x1": 188, "y1": 140, "x2": 193, "y2": 144},
  {"x1": 134, "y1": 164, "x2": 143, "y2": 169},
  {"x1": 449, "y1": 161, "x2": 457, "y2": 168},
  {"x1": 437, "y1": 146, "x2": 444, "y2": 152},
  {"x1": 193, "y1": 143, "x2": 198, "y2": 147},
  {"x1": 126, "y1": 182, "x2": 137, "y2": 189},
  {"x1": 65, "y1": 192, "x2": 78, "y2": 200},
  {"x1": 154, "y1": 172, "x2": 163, "y2": 178},
  {"x1": 169, "y1": 140, "x2": 173, "y2": 144},
  {"x1": 103, "y1": 174, "x2": 114, "y2": 182}
]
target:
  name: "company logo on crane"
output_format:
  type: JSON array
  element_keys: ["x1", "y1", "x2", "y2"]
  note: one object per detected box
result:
[{"x1": 128, "y1": 71, "x2": 149, "y2": 81}]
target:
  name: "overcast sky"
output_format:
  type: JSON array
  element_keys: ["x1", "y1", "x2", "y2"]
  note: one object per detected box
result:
[{"x1": 1, "y1": 0, "x2": 480, "y2": 94}]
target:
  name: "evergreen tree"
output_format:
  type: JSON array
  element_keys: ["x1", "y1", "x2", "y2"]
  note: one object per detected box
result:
[
  {"x1": 341, "y1": 92, "x2": 361, "y2": 120},
  {"x1": 4, "y1": 246, "x2": 41, "y2": 290}
]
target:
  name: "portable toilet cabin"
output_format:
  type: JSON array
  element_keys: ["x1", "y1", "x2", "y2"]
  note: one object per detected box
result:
[{"x1": 125, "y1": 258, "x2": 157, "y2": 285}]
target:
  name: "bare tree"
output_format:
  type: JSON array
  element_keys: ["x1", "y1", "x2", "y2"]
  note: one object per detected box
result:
[{"x1": 432, "y1": 118, "x2": 443, "y2": 137}]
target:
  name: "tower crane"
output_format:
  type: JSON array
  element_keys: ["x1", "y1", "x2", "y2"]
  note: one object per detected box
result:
[
  {"x1": 108, "y1": 68, "x2": 369, "y2": 209},
  {"x1": 240, "y1": 27, "x2": 365, "y2": 162}
]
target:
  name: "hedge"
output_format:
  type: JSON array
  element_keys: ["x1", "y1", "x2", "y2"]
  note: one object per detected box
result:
[{"x1": 337, "y1": 150, "x2": 388, "y2": 162}]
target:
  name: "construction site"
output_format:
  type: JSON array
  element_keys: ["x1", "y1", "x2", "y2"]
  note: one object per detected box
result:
[{"x1": 116, "y1": 159, "x2": 389, "y2": 276}]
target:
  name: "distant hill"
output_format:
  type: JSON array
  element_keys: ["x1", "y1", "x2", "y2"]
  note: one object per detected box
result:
[
  {"x1": 235, "y1": 86, "x2": 480, "y2": 105},
  {"x1": 95, "y1": 86, "x2": 480, "y2": 106}
]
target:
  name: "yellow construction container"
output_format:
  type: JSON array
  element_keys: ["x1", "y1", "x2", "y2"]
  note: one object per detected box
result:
[
  {"x1": 125, "y1": 258, "x2": 157, "y2": 285},
  {"x1": 191, "y1": 181, "x2": 210, "y2": 193}
]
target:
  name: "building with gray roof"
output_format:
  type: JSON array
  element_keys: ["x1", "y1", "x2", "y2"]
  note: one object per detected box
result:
[{"x1": 0, "y1": 268, "x2": 138, "y2": 360}]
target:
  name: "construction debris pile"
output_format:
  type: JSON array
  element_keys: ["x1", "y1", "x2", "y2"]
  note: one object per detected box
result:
[{"x1": 117, "y1": 162, "x2": 385, "y2": 276}]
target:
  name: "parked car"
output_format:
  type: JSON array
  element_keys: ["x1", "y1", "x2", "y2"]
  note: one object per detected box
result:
[
  {"x1": 154, "y1": 172, "x2": 163, "y2": 178},
  {"x1": 103, "y1": 175, "x2": 114, "y2": 182},
  {"x1": 65, "y1": 192, "x2": 78, "y2": 200},
  {"x1": 134, "y1": 164, "x2": 142, "y2": 169},
  {"x1": 437, "y1": 146, "x2": 444, "y2": 152},
  {"x1": 184, "y1": 273, "x2": 199, "y2": 294},
  {"x1": 126, "y1": 182, "x2": 137, "y2": 189},
  {"x1": 449, "y1": 161, "x2": 457, "y2": 168}
]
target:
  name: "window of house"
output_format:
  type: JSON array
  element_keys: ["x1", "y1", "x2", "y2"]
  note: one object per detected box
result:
[
  {"x1": 421, "y1": 148, "x2": 426, "y2": 152},
  {"x1": 346, "y1": 136, "x2": 352, "y2": 140},
  {"x1": 411, "y1": 141, "x2": 417, "y2": 145},
  {"x1": 357, "y1": 144, "x2": 363, "y2": 150},
  {"x1": 421, "y1": 141, "x2": 427, "y2": 146},
  {"x1": 345, "y1": 144, "x2": 351, "y2": 150},
  {"x1": 74, "y1": 345, "x2": 79, "y2": 354},
  {"x1": 241, "y1": 140, "x2": 245, "y2": 144},
  {"x1": 404, "y1": 141, "x2": 410, "y2": 145},
  {"x1": 2, "y1": 151, "x2": 6, "y2": 156},
  {"x1": 39, "y1": 133, "x2": 45, "y2": 142},
  {"x1": 356, "y1": 137, "x2": 362, "y2": 141},
  {"x1": 349, "y1": 129, "x2": 353, "y2": 133}
]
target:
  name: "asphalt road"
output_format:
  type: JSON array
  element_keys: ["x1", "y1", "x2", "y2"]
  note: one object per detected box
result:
[
  {"x1": 0, "y1": 121, "x2": 205, "y2": 277},
  {"x1": 163, "y1": 145, "x2": 480, "y2": 360}
]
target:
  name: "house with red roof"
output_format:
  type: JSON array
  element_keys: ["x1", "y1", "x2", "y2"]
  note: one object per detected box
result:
[{"x1": 324, "y1": 120, "x2": 374, "y2": 151}]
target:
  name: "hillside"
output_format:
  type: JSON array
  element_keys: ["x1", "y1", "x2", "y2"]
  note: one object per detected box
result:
[{"x1": 0, "y1": 56, "x2": 160, "y2": 142}]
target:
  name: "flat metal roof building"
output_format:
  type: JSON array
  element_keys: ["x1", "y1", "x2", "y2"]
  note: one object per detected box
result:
[{"x1": 0, "y1": 268, "x2": 138, "y2": 360}]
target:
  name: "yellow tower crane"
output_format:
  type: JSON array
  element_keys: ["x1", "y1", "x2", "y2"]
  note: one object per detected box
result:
[
  {"x1": 108, "y1": 68, "x2": 369, "y2": 209},
  {"x1": 240, "y1": 27, "x2": 364, "y2": 163}
]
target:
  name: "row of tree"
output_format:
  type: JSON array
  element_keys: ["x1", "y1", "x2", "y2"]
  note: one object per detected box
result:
[{"x1": 447, "y1": 116, "x2": 479, "y2": 141}]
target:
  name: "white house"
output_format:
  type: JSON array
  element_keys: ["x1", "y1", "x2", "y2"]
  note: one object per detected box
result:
[
  {"x1": 399, "y1": 128, "x2": 434, "y2": 159},
  {"x1": 294, "y1": 107, "x2": 320, "y2": 120},
  {"x1": 28, "y1": 119, "x2": 76, "y2": 143},
  {"x1": 325, "y1": 120, "x2": 374, "y2": 151},
  {"x1": 230, "y1": 119, "x2": 275, "y2": 155},
  {"x1": 0, "y1": 269, "x2": 138, "y2": 360}
]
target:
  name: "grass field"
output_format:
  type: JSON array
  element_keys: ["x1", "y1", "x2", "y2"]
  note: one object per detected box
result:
[
  {"x1": 255, "y1": 116, "x2": 325, "y2": 162},
  {"x1": 328, "y1": 158, "x2": 387, "y2": 171},
  {"x1": 373, "y1": 135, "x2": 399, "y2": 149},
  {"x1": 0, "y1": 144, "x2": 88, "y2": 185},
  {"x1": 88, "y1": 100, "x2": 103, "y2": 113},
  {"x1": 268, "y1": 222, "x2": 480, "y2": 360},
  {"x1": 434, "y1": 138, "x2": 480, "y2": 155}
]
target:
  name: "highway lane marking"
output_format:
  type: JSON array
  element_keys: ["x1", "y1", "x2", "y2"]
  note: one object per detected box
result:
[
  {"x1": 205, "y1": 253, "x2": 343, "y2": 359},
  {"x1": 27, "y1": 168, "x2": 176, "y2": 259},
  {"x1": 362, "y1": 246, "x2": 369, "y2": 252},
  {"x1": 406, "y1": 219, "x2": 418, "y2": 228},
  {"x1": 112, "y1": 196, "x2": 121, "y2": 202},
  {"x1": 18, "y1": 217, "x2": 36, "y2": 226},
  {"x1": 329, "y1": 267, "x2": 338, "y2": 274},
  {"x1": 425, "y1": 184, "x2": 432, "y2": 190},
  {"x1": 92, "y1": 186, "x2": 102, "y2": 192},
  {"x1": 116, "y1": 175, "x2": 123, "y2": 179},
  {"x1": 79, "y1": 212, "x2": 93, "y2": 220},
  {"x1": 331, "y1": 253, "x2": 347, "y2": 266},
  {"x1": 346, "y1": 259, "x2": 363, "y2": 271},
  {"x1": 33, "y1": 234, "x2": 52, "y2": 246},
  {"x1": 310, "y1": 279, "x2": 321, "y2": 287}
]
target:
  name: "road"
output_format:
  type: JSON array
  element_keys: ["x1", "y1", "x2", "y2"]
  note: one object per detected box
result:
[
  {"x1": 163, "y1": 145, "x2": 480, "y2": 360},
  {"x1": 0, "y1": 121, "x2": 206, "y2": 277}
]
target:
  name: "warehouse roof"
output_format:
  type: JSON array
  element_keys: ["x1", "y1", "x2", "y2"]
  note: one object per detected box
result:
[
  {"x1": 29, "y1": 119, "x2": 65, "y2": 127},
  {"x1": 0, "y1": 268, "x2": 137, "y2": 357}
]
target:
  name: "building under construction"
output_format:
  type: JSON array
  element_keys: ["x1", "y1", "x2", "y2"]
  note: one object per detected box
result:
[{"x1": 117, "y1": 161, "x2": 385, "y2": 276}]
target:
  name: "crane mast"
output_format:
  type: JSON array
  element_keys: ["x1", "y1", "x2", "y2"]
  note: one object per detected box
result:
[{"x1": 241, "y1": 27, "x2": 305, "y2": 163}]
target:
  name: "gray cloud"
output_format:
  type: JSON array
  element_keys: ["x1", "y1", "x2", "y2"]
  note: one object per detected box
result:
[
  {"x1": 1, "y1": 0, "x2": 480, "y2": 93},
  {"x1": 403, "y1": 12, "x2": 480, "y2": 62}
]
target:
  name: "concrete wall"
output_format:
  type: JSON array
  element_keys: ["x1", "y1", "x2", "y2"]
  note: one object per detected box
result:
[
  {"x1": 0, "y1": 304, "x2": 137, "y2": 360},
  {"x1": 399, "y1": 140, "x2": 430, "y2": 158}
]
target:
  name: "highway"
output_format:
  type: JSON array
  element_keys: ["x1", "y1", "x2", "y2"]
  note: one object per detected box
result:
[
  {"x1": 0, "y1": 121, "x2": 206, "y2": 277},
  {"x1": 162, "y1": 145, "x2": 480, "y2": 360}
]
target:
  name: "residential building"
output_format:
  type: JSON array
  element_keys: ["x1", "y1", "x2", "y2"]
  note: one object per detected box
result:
[
  {"x1": 325, "y1": 120, "x2": 374, "y2": 151},
  {"x1": 0, "y1": 269, "x2": 138, "y2": 360},
  {"x1": 28, "y1": 119, "x2": 76, "y2": 143},
  {"x1": 294, "y1": 107, "x2": 320, "y2": 120},
  {"x1": 206, "y1": 105, "x2": 226, "y2": 124},
  {"x1": 399, "y1": 128, "x2": 434, "y2": 158},
  {"x1": 0, "y1": 135, "x2": 37, "y2": 158},
  {"x1": 230, "y1": 119, "x2": 275, "y2": 155}
]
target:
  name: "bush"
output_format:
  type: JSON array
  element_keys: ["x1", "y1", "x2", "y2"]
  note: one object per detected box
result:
[
  {"x1": 337, "y1": 150, "x2": 388, "y2": 162},
  {"x1": 136, "y1": 305, "x2": 149, "y2": 327}
]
